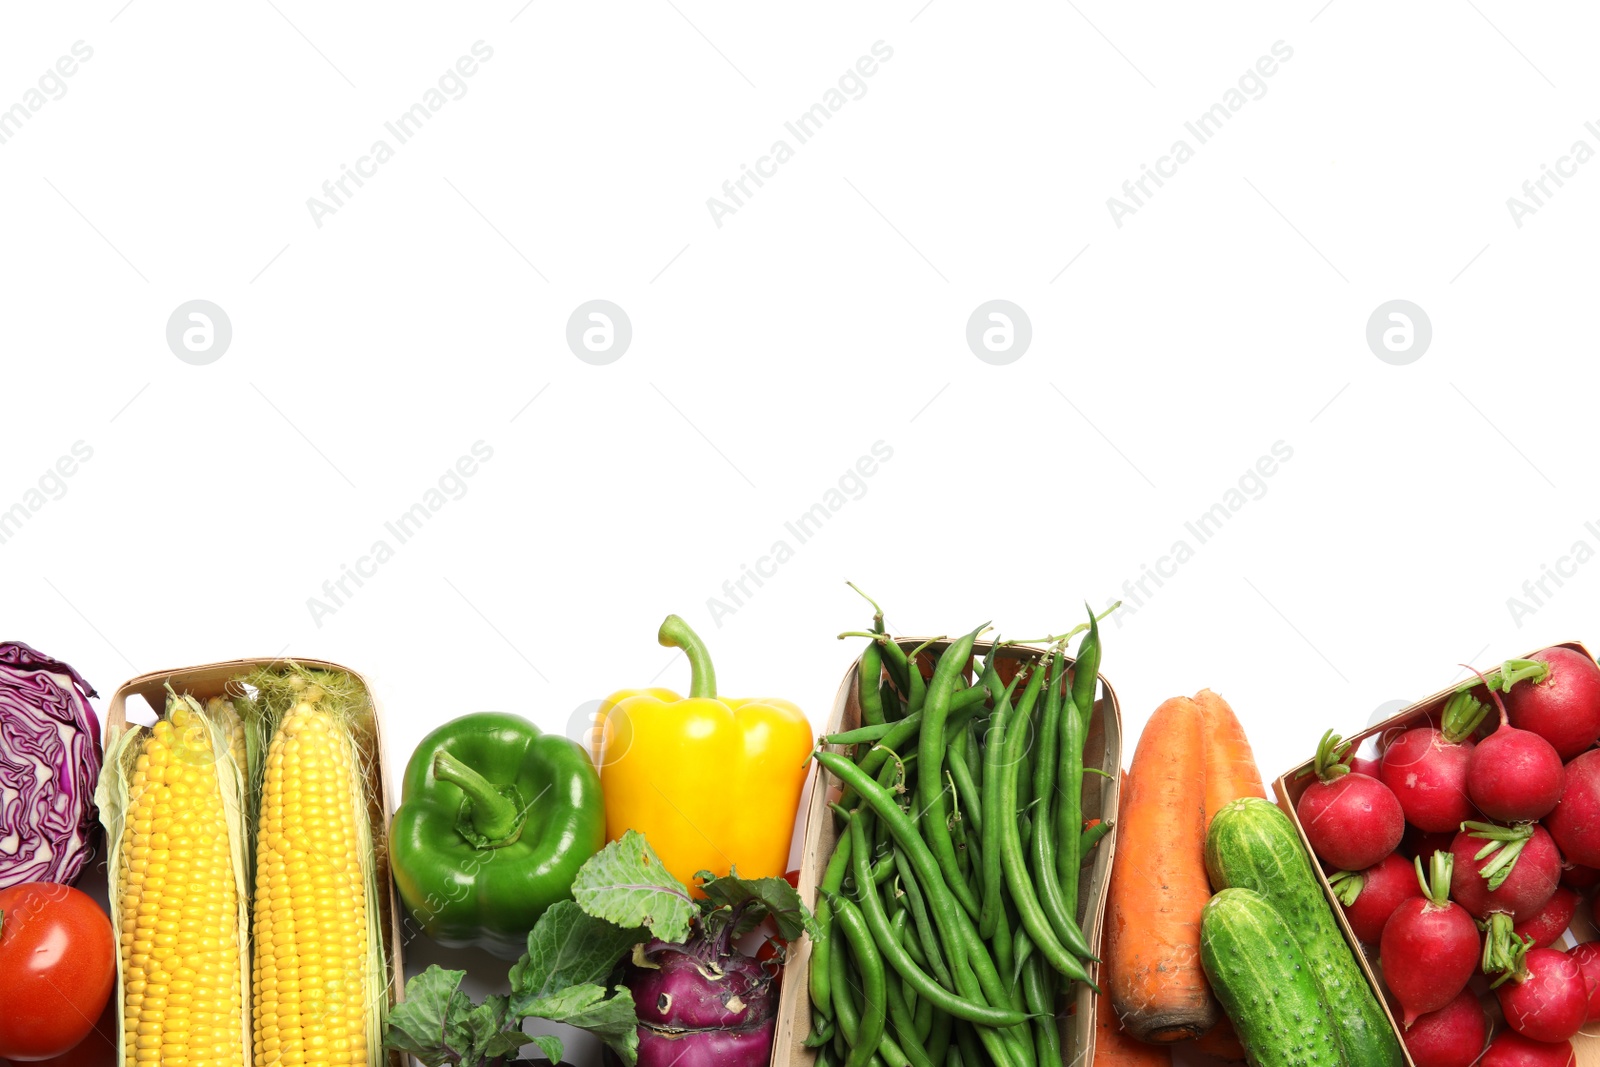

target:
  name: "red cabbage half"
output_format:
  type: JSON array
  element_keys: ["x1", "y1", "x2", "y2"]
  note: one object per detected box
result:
[{"x1": 0, "y1": 641, "x2": 101, "y2": 888}]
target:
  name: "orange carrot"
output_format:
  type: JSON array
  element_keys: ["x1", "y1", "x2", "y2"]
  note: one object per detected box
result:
[
  {"x1": 1094, "y1": 774, "x2": 1175, "y2": 1066},
  {"x1": 1104, "y1": 697, "x2": 1221, "y2": 1042},
  {"x1": 1187, "y1": 1018, "x2": 1248, "y2": 1062},
  {"x1": 1194, "y1": 689, "x2": 1265, "y2": 829},
  {"x1": 1095, "y1": 981, "x2": 1174, "y2": 1066}
]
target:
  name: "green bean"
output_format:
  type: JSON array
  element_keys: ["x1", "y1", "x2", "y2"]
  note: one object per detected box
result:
[
  {"x1": 990, "y1": 883, "x2": 1016, "y2": 1008},
  {"x1": 903, "y1": 637, "x2": 944, "y2": 717},
  {"x1": 954, "y1": 1022, "x2": 984, "y2": 1067},
  {"x1": 1022, "y1": 954, "x2": 1061, "y2": 1067},
  {"x1": 840, "y1": 630, "x2": 909, "y2": 693},
  {"x1": 829, "y1": 892, "x2": 887, "y2": 1067},
  {"x1": 924, "y1": 1007, "x2": 953, "y2": 1066},
  {"x1": 1070, "y1": 606, "x2": 1102, "y2": 733},
  {"x1": 882, "y1": 971, "x2": 935, "y2": 1067},
  {"x1": 847, "y1": 581, "x2": 886, "y2": 634},
  {"x1": 947, "y1": 731, "x2": 983, "y2": 836},
  {"x1": 1055, "y1": 642, "x2": 1086, "y2": 921},
  {"x1": 830, "y1": 907, "x2": 861, "y2": 1046},
  {"x1": 913, "y1": 991, "x2": 933, "y2": 1044},
  {"x1": 847, "y1": 815, "x2": 1029, "y2": 1028},
  {"x1": 881, "y1": 677, "x2": 906, "y2": 723},
  {"x1": 833, "y1": 685, "x2": 986, "y2": 751},
  {"x1": 826, "y1": 722, "x2": 899, "y2": 745},
  {"x1": 816, "y1": 754, "x2": 974, "y2": 983},
  {"x1": 815, "y1": 754, "x2": 1026, "y2": 1067},
  {"x1": 1032, "y1": 648, "x2": 1095, "y2": 961},
  {"x1": 812, "y1": 805, "x2": 858, "y2": 1018},
  {"x1": 870, "y1": 849, "x2": 896, "y2": 888},
  {"x1": 995, "y1": 670, "x2": 1095, "y2": 984},
  {"x1": 1011, "y1": 916, "x2": 1033, "y2": 987},
  {"x1": 858, "y1": 639, "x2": 887, "y2": 727},
  {"x1": 980, "y1": 668, "x2": 1032, "y2": 938},
  {"x1": 959, "y1": 922, "x2": 1035, "y2": 1067},
  {"x1": 893, "y1": 849, "x2": 951, "y2": 989},
  {"x1": 807, "y1": 1009, "x2": 836, "y2": 1047},
  {"x1": 1081, "y1": 818, "x2": 1112, "y2": 854},
  {"x1": 916, "y1": 625, "x2": 986, "y2": 920}
]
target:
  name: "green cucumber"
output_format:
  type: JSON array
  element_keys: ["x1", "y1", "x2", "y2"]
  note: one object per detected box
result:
[
  {"x1": 1200, "y1": 888, "x2": 1348, "y2": 1067},
  {"x1": 1205, "y1": 797, "x2": 1402, "y2": 1067}
]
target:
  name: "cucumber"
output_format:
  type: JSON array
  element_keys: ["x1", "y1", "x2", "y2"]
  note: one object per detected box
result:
[
  {"x1": 1201, "y1": 888, "x2": 1347, "y2": 1067},
  {"x1": 1205, "y1": 798, "x2": 1402, "y2": 1067}
]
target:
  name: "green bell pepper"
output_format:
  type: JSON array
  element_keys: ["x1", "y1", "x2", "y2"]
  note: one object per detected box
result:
[{"x1": 391, "y1": 712, "x2": 605, "y2": 959}]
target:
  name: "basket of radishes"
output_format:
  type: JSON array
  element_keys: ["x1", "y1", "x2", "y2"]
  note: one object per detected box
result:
[{"x1": 1274, "y1": 641, "x2": 1600, "y2": 1067}]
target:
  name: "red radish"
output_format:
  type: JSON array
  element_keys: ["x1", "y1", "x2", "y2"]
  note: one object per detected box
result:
[
  {"x1": 1380, "y1": 691, "x2": 1487, "y2": 831},
  {"x1": 1379, "y1": 851, "x2": 1481, "y2": 1025},
  {"x1": 1567, "y1": 940, "x2": 1600, "y2": 1020},
  {"x1": 1481, "y1": 1031, "x2": 1575, "y2": 1067},
  {"x1": 1512, "y1": 885, "x2": 1578, "y2": 949},
  {"x1": 1328, "y1": 852, "x2": 1423, "y2": 944},
  {"x1": 1448, "y1": 822, "x2": 1560, "y2": 922},
  {"x1": 1297, "y1": 730, "x2": 1405, "y2": 871},
  {"x1": 1464, "y1": 674, "x2": 1565, "y2": 822},
  {"x1": 1351, "y1": 753, "x2": 1381, "y2": 778},
  {"x1": 1559, "y1": 861, "x2": 1600, "y2": 889},
  {"x1": 1496, "y1": 647, "x2": 1600, "y2": 761},
  {"x1": 1405, "y1": 825, "x2": 1456, "y2": 864},
  {"x1": 1547, "y1": 748, "x2": 1600, "y2": 867},
  {"x1": 1494, "y1": 944, "x2": 1587, "y2": 1043},
  {"x1": 1400, "y1": 990, "x2": 1486, "y2": 1067}
]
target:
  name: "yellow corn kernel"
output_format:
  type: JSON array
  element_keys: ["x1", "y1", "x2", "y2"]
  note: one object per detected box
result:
[
  {"x1": 251, "y1": 703, "x2": 369, "y2": 1067},
  {"x1": 117, "y1": 703, "x2": 245, "y2": 1067}
]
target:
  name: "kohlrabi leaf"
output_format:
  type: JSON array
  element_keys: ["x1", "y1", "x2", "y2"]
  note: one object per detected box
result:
[
  {"x1": 384, "y1": 965, "x2": 528, "y2": 1067},
  {"x1": 697, "y1": 867, "x2": 819, "y2": 943},
  {"x1": 529, "y1": 1034, "x2": 565, "y2": 1063},
  {"x1": 509, "y1": 899, "x2": 646, "y2": 1000},
  {"x1": 513, "y1": 983, "x2": 640, "y2": 1067},
  {"x1": 571, "y1": 830, "x2": 695, "y2": 944}
]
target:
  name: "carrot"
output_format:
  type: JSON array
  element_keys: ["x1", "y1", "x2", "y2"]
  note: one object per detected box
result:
[
  {"x1": 1194, "y1": 689, "x2": 1265, "y2": 830},
  {"x1": 1094, "y1": 773, "x2": 1175, "y2": 1066},
  {"x1": 1095, "y1": 980, "x2": 1173, "y2": 1066},
  {"x1": 1103, "y1": 697, "x2": 1221, "y2": 1042},
  {"x1": 1187, "y1": 1018, "x2": 1247, "y2": 1063}
]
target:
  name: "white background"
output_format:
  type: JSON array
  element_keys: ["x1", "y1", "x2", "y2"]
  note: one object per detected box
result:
[{"x1": 3, "y1": 1, "x2": 1598, "y2": 1063}]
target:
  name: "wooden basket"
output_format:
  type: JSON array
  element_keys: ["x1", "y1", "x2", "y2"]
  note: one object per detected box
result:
[
  {"x1": 103, "y1": 657, "x2": 407, "y2": 1067},
  {"x1": 771, "y1": 637, "x2": 1124, "y2": 1065},
  {"x1": 1272, "y1": 640, "x2": 1599, "y2": 1067}
]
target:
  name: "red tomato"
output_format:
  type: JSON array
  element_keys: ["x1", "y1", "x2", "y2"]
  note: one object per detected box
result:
[
  {"x1": 0, "y1": 883, "x2": 115, "y2": 1061},
  {"x1": 0, "y1": 997, "x2": 117, "y2": 1067}
]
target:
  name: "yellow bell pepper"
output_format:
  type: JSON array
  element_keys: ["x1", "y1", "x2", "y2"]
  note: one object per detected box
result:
[{"x1": 597, "y1": 615, "x2": 812, "y2": 891}]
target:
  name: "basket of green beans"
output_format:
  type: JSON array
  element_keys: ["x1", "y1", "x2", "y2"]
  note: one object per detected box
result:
[{"x1": 770, "y1": 591, "x2": 1124, "y2": 1067}]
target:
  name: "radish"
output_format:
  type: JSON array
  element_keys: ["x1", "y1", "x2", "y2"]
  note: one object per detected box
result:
[
  {"x1": 1481, "y1": 1031, "x2": 1575, "y2": 1067},
  {"x1": 1464, "y1": 672, "x2": 1565, "y2": 822},
  {"x1": 1328, "y1": 851, "x2": 1422, "y2": 944},
  {"x1": 1405, "y1": 825, "x2": 1456, "y2": 864},
  {"x1": 1512, "y1": 885, "x2": 1578, "y2": 949},
  {"x1": 1448, "y1": 822, "x2": 1560, "y2": 922},
  {"x1": 1399, "y1": 990, "x2": 1485, "y2": 1067},
  {"x1": 1297, "y1": 730, "x2": 1405, "y2": 870},
  {"x1": 1559, "y1": 861, "x2": 1600, "y2": 889},
  {"x1": 1351, "y1": 753, "x2": 1380, "y2": 778},
  {"x1": 1495, "y1": 647, "x2": 1600, "y2": 760},
  {"x1": 1380, "y1": 851, "x2": 1480, "y2": 1025},
  {"x1": 1494, "y1": 944, "x2": 1587, "y2": 1043},
  {"x1": 1380, "y1": 691, "x2": 1487, "y2": 832},
  {"x1": 1567, "y1": 940, "x2": 1600, "y2": 1020},
  {"x1": 1546, "y1": 748, "x2": 1600, "y2": 867}
]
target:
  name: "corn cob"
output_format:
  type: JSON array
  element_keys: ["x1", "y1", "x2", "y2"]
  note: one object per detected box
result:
[
  {"x1": 247, "y1": 668, "x2": 381, "y2": 1067},
  {"x1": 115, "y1": 696, "x2": 249, "y2": 1067}
]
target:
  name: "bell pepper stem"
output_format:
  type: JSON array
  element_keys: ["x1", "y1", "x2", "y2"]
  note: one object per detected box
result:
[
  {"x1": 433, "y1": 749, "x2": 522, "y2": 844},
  {"x1": 659, "y1": 614, "x2": 717, "y2": 699}
]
